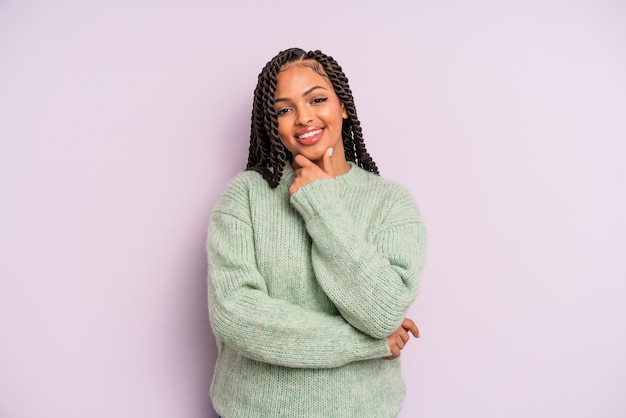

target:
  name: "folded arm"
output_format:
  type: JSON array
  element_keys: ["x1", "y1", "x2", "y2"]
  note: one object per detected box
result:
[
  {"x1": 207, "y1": 208, "x2": 391, "y2": 368},
  {"x1": 290, "y1": 180, "x2": 426, "y2": 339}
]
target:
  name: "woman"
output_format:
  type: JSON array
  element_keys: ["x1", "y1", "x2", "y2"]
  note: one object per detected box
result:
[{"x1": 207, "y1": 48, "x2": 426, "y2": 417}]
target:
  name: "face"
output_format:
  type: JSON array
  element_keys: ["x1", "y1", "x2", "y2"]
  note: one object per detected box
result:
[{"x1": 273, "y1": 62, "x2": 348, "y2": 168}]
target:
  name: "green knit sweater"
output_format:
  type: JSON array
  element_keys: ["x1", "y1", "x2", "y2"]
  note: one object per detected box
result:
[{"x1": 207, "y1": 162, "x2": 426, "y2": 418}]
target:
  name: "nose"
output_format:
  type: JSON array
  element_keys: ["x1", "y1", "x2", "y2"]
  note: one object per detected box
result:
[{"x1": 295, "y1": 106, "x2": 313, "y2": 125}]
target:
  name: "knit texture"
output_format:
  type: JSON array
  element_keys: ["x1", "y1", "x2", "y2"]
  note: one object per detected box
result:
[{"x1": 207, "y1": 163, "x2": 426, "y2": 418}]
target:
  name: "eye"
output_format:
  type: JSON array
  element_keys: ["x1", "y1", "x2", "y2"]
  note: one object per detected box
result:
[
  {"x1": 276, "y1": 107, "x2": 292, "y2": 116},
  {"x1": 311, "y1": 97, "x2": 328, "y2": 104}
]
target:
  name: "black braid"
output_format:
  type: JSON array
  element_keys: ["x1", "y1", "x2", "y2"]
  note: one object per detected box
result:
[{"x1": 246, "y1": 48, "x2": 379, "y2": 188}]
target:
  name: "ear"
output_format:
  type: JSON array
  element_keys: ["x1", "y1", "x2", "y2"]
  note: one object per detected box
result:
[{"x1": 341, "y1": 102, "x2": 348, "y2": 119}]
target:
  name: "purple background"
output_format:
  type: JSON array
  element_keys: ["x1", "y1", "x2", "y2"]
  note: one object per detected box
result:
[{"x1": 1, "y1": 0, "x2": 625, "y2": 417}]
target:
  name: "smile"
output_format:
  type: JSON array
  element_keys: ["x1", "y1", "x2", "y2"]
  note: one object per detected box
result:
[
  {"x1": 297, "y1": 129, "x2": 323, "y2": 139},
  {"x1": 295, "y1": 128, "x2": 324, "y2": 145}
]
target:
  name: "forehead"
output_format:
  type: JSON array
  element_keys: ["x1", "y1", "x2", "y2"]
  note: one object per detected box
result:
[{"x1": 275, "y1": 62, "x2": 334, "y2": 96}]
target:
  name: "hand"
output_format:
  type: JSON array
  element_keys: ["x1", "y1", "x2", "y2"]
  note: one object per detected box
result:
[
  {"x1": 383, "y1": 318, "x2": 420, "y2": 360},
  {"x1": 289, "y1": 148, "x2": 335, "y2": 195}
]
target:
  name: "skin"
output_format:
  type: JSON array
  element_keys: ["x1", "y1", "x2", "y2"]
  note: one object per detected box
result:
[
  {"x1": 274, "y1": 62, "x2": 349, "y2": 195},
  {"x1": 383, "y1": 318, "x2": 420, "y2": 360},
  {"x1": 274, "y1": 61, "x2": 420, "y2": 359}
]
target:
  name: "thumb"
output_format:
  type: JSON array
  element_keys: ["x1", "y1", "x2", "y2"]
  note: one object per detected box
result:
[{"x1": 323, "y1": 147, "x2": 335, "y2": 177}]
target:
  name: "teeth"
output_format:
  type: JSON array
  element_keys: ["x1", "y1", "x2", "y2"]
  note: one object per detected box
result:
[{"x1": 297, "y1": 129, "x2": 322, "y2": 139}]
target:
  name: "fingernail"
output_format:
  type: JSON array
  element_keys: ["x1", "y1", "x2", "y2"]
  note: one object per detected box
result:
[{"x1": 327, "y1": 147, "x2": 333, "y2": 157}]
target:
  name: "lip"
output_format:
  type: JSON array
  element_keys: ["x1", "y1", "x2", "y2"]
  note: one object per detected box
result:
[{"x1": 295, "y1": 127, "x2": 324, "y2": 145}]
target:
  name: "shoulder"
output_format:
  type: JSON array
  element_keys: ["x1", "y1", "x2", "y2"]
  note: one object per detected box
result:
[
  {"x1": 356, "y1": 167, "x2": 417, "y2": 205},
  {"x1": 224, "y1": 169, "x2": 267, "y2": 193},
  {"x1": 355, "y1": 168, "x2": 424, "y2": 225},
  {"x1": 212, "y1": 170, "x2": 270, "y2": 215}
]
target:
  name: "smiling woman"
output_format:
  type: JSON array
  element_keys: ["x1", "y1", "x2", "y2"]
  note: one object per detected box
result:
[
  {"x1": 206, "y1": 48, "x2": 427, "y2": 418},
  {"x1": 273, "y1": 63, "x2": 348, "y2": 177}
]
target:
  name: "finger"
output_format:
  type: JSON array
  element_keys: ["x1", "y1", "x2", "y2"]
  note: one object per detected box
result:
[
  {"x1": 293, "y1": 153, "x2": 314, "y2": 168},
  {"x1": 390, "y1": 343, "x2": 400, "y2": 358},
  {"x1": 322, "y1": 147, "x2": 335, "y2": 177},
  {"x1": 412, "y1": 325, "x2": 420, "y2": 338},
  {"x1": 402, "y1": 318, "x2": 420, "y2": 338},
  {"x1": 401, "y1": 318, "x2": 415, "y2": 329},
  {"x1": 396, "y1": 336, "x2": 406, "y2": 350},
  {"x1": 392, "y1": 327, "x2": 409, "y2": 345}
]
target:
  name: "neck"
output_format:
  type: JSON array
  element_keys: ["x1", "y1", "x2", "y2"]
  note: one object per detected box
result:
[{"x1": 328, "y1": 160, "x2": 351, "y2": 176}]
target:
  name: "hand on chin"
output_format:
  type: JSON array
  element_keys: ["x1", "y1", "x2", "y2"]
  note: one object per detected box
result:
[{"x1": 292, "y1": 150, "x2": 324, "y2": 169}]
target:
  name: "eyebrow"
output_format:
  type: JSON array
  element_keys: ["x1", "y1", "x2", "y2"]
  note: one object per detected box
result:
[{"x1": 275, "y1": 85, "x2": 328, "y2": 103}]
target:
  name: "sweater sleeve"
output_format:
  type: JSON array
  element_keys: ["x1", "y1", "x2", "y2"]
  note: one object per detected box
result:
[
  {"x1": 290, "y1": 178, "x2": 426, "y2": 339},
  {"x1": 206, "y1": 180, "x2": 391, "y2": 369}
]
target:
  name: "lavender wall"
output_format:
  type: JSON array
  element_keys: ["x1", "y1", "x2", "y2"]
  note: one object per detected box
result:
[{"x1": 1, "y1": 1, "x2": 624, "y2": 417}]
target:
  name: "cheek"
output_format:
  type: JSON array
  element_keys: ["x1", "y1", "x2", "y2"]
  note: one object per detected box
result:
[
  {"x1": 277, "y1": 120, "x2": 289, "y2": 140},
  {"x1": 276, "y1": 120, "x2": 294, "y2": 149},
  {"x1": 321, "y1": 105, "x2": 346, "y2": 124}
]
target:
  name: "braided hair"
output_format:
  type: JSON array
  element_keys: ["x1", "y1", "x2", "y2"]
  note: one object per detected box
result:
[{"x1": 246, "y1": 48, "x2": 379, "y2": 188}]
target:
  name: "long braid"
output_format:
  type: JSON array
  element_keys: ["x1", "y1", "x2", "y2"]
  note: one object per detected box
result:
[
  {"x1": 305, "y1": 50, "x2": 379, "y2": 174},
  {"x1": 246, "y1": 48, "x2": 379, "y2": 188}
]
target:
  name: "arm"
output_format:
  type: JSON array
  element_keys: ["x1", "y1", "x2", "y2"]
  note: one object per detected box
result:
[
  {"x1": 206, "y1": 184, "x2": 391, "y2": 369},
  {"x1": 290, "y1": 178, "x2": 426, "y2": 339}
]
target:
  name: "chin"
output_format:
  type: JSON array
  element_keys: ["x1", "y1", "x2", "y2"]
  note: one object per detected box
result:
[{"x1": 300, "y1": 150, "x2": 326, "y2": 162}]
